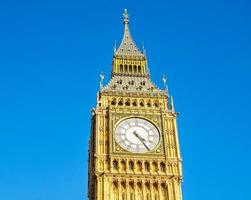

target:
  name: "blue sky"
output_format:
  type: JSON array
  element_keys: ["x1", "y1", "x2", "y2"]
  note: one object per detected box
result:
[{"x1": 0, "y1": 0, "x2": 250, "y2": 199}]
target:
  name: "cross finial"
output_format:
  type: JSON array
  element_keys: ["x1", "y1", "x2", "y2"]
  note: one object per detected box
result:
[{"x1": 123, "y1": 9, "x2": 129, "y2": 24}]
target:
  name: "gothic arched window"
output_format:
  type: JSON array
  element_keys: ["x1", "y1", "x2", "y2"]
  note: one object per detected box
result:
[
  {"x1": 138, "y1": 65, "x2": 142, "y2": 73},
  {"x1": 129, "y1": 161, "x2": 134, "y2": 171},
  {"x1": 132, "y1": 100, "x2": 137, "y2": 107},
  {"x1": 129, "y1": 65, "x2": 132, "y2": 72},
  {"x1": 121, "y1": 160, "x2": 126, "y2": 171},
  {"x1": 118, "y1": 99, "x2": 123, "y2": 106},
  {"x1": 113, "y1": 160, "x2": 118, "y2": 170},
  {"x1": 120, "y1": 64, "x2": 123, "y2": 72},
  {"x1": 144, "y1": 162, "x2": 150, "y2": 172},
  {"x1": 154, "y1": 100, "x2": 159, "y2": 107},
  {"x1": 111, "y1": 98, "x2": 116, "y2": 106},
  {"x1": 125, "y1": 99, "x2": 130, "y2": 106},
  {"x1": 139, "y1": 100, "x2": 144, "y2": 107},
  {"x1": 160, "y1": 162, "x2": 165, "y2": 172},
  {"x1": 133, "y1": 65, "x2": 137, "y2": 73}
]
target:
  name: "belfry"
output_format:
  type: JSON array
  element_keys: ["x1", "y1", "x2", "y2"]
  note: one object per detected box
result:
[{"x1": 88, "y1": 9, "x2": 183, "y2": 200}]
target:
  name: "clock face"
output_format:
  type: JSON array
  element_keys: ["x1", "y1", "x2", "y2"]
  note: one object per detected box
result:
[{"x1": 115, "y1": 118, "x2": 160, "y2": 153}]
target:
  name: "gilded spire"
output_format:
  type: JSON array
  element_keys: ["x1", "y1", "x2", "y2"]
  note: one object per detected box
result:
[{"x1": 115, "y1": 9, "x2": 145, "y2": 58}]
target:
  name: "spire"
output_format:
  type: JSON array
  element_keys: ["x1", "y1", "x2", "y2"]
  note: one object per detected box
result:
[{"x1": 115, "y1": 9, "x2": 145, "y2": 58}]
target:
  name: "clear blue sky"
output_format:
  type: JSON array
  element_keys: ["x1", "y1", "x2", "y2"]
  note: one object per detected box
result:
[{"x1": 0, "y1": 0, "x2": 250, "y2": 199}]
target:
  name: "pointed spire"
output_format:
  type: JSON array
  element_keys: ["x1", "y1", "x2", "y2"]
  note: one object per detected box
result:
[{"x1": 115, "y1": 9, "x2": 145, "y2": 58}]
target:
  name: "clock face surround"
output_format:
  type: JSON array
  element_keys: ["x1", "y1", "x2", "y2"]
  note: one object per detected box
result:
[{"x1": 115, "y1": 118, "x2": 160, "y2": 153}]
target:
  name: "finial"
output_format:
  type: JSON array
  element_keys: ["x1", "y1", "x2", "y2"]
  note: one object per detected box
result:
[
  {"x1": 96, "y1": 92, "x2": 100, "y2": 107},
  {"x1": 123, "y1": 8, "x2": 129, "y2": 24},
  {"x1": 114, "y1": 40, "x2": 117, "y2": 53},
  {"x1": 100, "y1": 71, "x2": 104, "y2": 89},
  {"x1": 170, "y1": 96, "x2": 175, "y2": 111},
  {"x1": 142, "y1": 42, "x2": 147, "y2": 56},
  {"x1": 162, "y1": 74, "x2": 169, "y2": 93}
]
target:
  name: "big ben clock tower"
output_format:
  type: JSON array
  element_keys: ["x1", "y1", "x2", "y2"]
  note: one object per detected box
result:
[{"x1": 88, "y1": 9, "x2": 183, "y2": 200}]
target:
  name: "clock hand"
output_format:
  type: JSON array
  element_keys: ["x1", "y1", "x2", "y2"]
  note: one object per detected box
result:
[
  {"x1": 133, "y1": 131, "x2": 143, "y2": 141},
  {"x1": 133, "y1": 131, "x2": 150, "y2": 151},
  {"x1": 133, "y1": 131, "x2": 145, "y2": 141},
  {"x1": 142, "y1": 142, "x2": 150, "y2": 151}
]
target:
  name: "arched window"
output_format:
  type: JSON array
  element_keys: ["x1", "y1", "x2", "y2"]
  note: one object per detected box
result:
[
  {"x1": 113, "y1": 160, "x2": 118, "y2": 170},
  {"x1": 136, "y1": 161, "x2": 142, "y2": 172},
  {"x1": 111, "y1": 98, "x2": 116, "y2": 106},
  {"x1": 129, "y1": 65, "x2": 132, "y2": 72},
  {"x1": 154, "y1": 100, "x2": 159, "y2": 107},
  {"x1": 145, "y1": 162, "x2": 150, "y2": 172},
  {"x1": 140, "y1": 81, "x2": 146, "y2": 86},
  {"x1": 139, "y1": 100, "x2": 144, "y2": 107},
  {"x1": 138, "y1": 66, "x2": 142, "y2": 73},
  {"x1": 152, "y1": 162, "x2": 158, "y2": 172},
  {"x1": 133, "y1": 65, "x2": 137, "y2": 73},
  {"x1": 160, "y1": 162, "x2": 165, "y2": 172},
  {"x1": 129, "y1": 161, "x2": 134, "y2": 171},
  {"x1": 120, "y1": 64, "x2": 123, "y2": 73},
  {"x1": 124, "y1": 65, "x2": 128, "y2": 73},
  {"x1": 118, "y1": 99, "x2": 123, "y2": 106},
  {"x1": 125, "y1": 99, "x2": 130, "y2": 106},
  {"x1": 117, "y1": 80, "x2": 122, "y2": 84},
  {"x1": 132, "y1": 100, "x2": 137, "y2": 107},
  {"x1": 121, "y1": 160, "x2": 126, "y2": 171},
  {"x1": 129, "y1": 80, "x2": 134, "y2": 85}
]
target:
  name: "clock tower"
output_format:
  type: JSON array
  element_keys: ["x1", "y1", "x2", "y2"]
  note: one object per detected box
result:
[{"x1": 88, "y1": 9, "x2": 183, "y2": 200}]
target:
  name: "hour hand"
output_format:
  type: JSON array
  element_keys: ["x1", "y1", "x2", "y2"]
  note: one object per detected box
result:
[
  {"x1": 133, "y1": 131, "x2": 144, "y2": 142},
  {"x1": 133, "y1": 131, "x2": 150, "y2": 151}
]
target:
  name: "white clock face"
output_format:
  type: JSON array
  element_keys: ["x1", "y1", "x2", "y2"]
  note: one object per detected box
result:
[{"x1": 115, "y1": 118, "x2": 160, "y2": 153}]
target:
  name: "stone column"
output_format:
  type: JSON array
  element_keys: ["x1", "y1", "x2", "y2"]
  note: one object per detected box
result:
[
  {"x1": 158, "y1": 182, "x2": 162, "y2": 200},
  {"x1": 150, "y1": 181, "x2": 154, "y2": 200},
  {"x1": 126, "y1": 180, "x2": 130, "y2": 200},
  {"x1": 167, "y1": 180, "x2": 172, "y2": 200},
  {"x1": 118, "y1": 179, "x2": 121, "y2": 200},
  {"x1": 142, "y1": 180, "x2": 146, "y2": 200}
]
